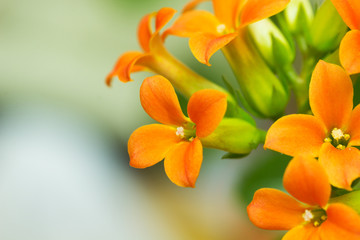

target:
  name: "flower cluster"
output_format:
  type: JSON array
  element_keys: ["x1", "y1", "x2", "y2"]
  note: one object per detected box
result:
[{"x1": 106, "y1": 0, "x2": 360, "y2": 238}]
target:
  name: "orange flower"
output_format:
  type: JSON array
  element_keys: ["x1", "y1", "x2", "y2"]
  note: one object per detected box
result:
[
  {"x1": 247, "y1": 155, "x2": 360, "y2": 239},
  {"x1": 164, "y1": 0, "x2": 290, "y2": 65},
  {"x1": 265, "y1": 60, "x2": 360, "y2": 190},
  {"x1": 331, "y1": 0, "x2": 360, "y2": 74},
  {"x1": 128, "y1": 75, "x2": 227, "y2": 187},
  {"x1": 106, "y1": 8, "x2": 224, "y2": 98}
]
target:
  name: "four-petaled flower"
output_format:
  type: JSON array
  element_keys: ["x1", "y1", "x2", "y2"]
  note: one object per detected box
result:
[
  {"x1": 247, "y1": 155, "x2": 360, "y2": 239},
  {"x1": 265, "y1": 60, "x2": 360, "y2": 190},
  {"x1": 164, "y1": 0, "x2": 290, "y2": 65},
  {"x1": 128, "y1": 75, "x2": 227, "y2": 187},
  {"x1": 331, "y1": 0, "x2": 360, "y2": 75}
]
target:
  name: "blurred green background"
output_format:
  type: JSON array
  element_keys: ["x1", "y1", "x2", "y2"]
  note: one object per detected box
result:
[{"x1": 0, "y1": 0, "x2": 299, "y2": 239}]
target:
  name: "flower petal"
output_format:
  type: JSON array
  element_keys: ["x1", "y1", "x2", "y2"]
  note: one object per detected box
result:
[
  {"x1": 164, "y1": 138, "x2": 203, "y2": 187},
  {"x1": 138, "y1": 12, "x2": 153, "y2": 52},
  {"x1": 187, "y1": 89, "x2": 227, "y2": 138},
  {"x1": 340, "y1": 30, "x2": 360, "y2": 75},
  {"x1": 155, "y1": 8, "x2": 177, "y2": 33},
  {"x1": 105, "y1": 51, "x2": 146, "y2": 86},
  {"x1": 240, "y1": 0, "x2": 290, "y2": 27},
  {"x1": 212, "y1": 0, "x2": 243, "y2": 29},
  {"x1": 164, "y1": 10, "x2": 220, "y2": 38},
  {"x1": 183, "y1": 0, "x2": 209, "y2": 12},
  {"x1": 140, "y1": 76, "x2": 188, "y2": 126},
  {"x1": 283, "y1": 156, "x2": 330, "y2": 207},
  {"x1": 319, "y1": 203, "x2": 360, "y2": 240},
  {"x1": 247, "y1": 188, "x2": 306, "y2": 230},
  {"x1": 309, "y1": 60, "x2": 353, "y2": 131},
  {"x1": 319, "y1": 143, "x2": 360, "y2": 190},
  {"x1": 128, "y1": 124, "x2": 181, "y2": 168},
  {"x1": 331, "y1": 0, "x2": 360, "y2": 30},
  {"x1": 283, "y1": 225, "x2": 319, "y2": 240},
  {"x1": 348, "y1": 104, "x2": 360, "y2": 146},
  {"x1": 189, "y1": 32, "x2": 237, "y2": 66},
  {"x1": 264, "y1": 114, "x2": 326, "y2": 157}
]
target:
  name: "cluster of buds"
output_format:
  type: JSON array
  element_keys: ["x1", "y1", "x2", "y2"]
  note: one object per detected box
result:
[{"x1": 106, "y1": 0, "x2": 360, "y2": 238}]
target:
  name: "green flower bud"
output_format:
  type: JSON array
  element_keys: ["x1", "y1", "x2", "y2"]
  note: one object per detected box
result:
[
  {"x1": 222, "y1": 30, "x2": 289, "y2": 119},
  {"x1": 284, "y1": 0, "x2": 314, "y2": 33},
  {"x1": 309, "y1": 0, "x2": 348, "y2": 52},
  {"x1": 200, "y1": 118, "x2": 266, "y2": 154},
  {"x1": 248, "y1": 19, "x2": 295, "y2": 68},
  {"x1": 330, "y1": 190, "x2": 360, "y2": 214}
]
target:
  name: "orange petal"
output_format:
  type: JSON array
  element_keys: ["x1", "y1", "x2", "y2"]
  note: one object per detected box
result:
[
  {"x1": 309, "y1": 60, "x2": 353, "y2": 131},
  {"x1": 319, "y1": 143, "x2": 360, "y2": 190},
  {"x1": 331, "y1": 0, "x2": 360, "y2": 30},
  {"x1": 155, "y1": 8, "x2": 177, "y2": 33},
  {"x1": 128, "y1": 124, "x2": 181, "y2": 168},
  {"x1": 340, "y1": 30, "x2": 360, "y2": 75},
  {"x1": 105, "y1": 51, "x2": 146, "y2": 86},
  {"x1": 189, "y1": 32, "x2": 237, "y2": 66},
  {"x1": 164, "y1": 10, "x2": 220, "y2": 38},
  {"x1": 319, "y1": 203, "x2": 360, "y2": 240},
  {"x1": 240, "y1": 0, "x2": 290, "y2": 27},
  {"x1": 348, "y1": 104, "x2": 360, "y2": 146},
  {"x1": 247, "y1": 188, "x2": 306, "y2": 230},
  {"x1": 183, "y1": 0, "x2": 209, "y2": 12},
  {"x1": 282, "y1": 225, "x2": 319, "y2": 240},
  {"x1": 212, "y1": 0, "x2": 243, "y2": 29},
  {"x1": 283, "y1": 156, "x2": 330, "y2": 207},
  {"x1": 140, "y1": 75, "x2": 188, "y2": 126},
  {"x1": 264, "y1": 114, "x2": 326, "y2": 157},
  {"x1": 187, "y1": 89, "x2": 227, "y2": 138},
  {"x1": 138, "y1": 13, "x2": 153, "y2": 52},
  {"x1": 164, "y1": 138, "x2": 203, "y2": 187}
]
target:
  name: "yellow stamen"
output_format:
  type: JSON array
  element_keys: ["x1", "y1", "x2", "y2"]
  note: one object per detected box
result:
[
  {"x1": 336, "y1": 144, "x2": 345, "y2": 150},
  {"x1": 324, "y1": 137, "x2": 332, "y2": 143}
]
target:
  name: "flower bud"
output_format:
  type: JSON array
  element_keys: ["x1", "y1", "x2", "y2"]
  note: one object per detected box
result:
[
  {"x1": 248, "y1": 19, "x2": 295, "y2": 68},
  {"x1": 200, "y1": 118, "x2": 266, "y2": 154},
  {"x1": 284, "y1": 0, "x2": 314, "y2": 34},
  {"x1": 309, "y1": 0, "x2": 348, "y2": 52}
]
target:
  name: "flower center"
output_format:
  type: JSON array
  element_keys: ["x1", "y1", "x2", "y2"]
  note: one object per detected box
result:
[
  {"x1": 216, "y1": 24, "x2": 227, "y2": 34},
  {"x1": 324, "y1": 128, "x2": 350, "y2": 150},
  {"x1": 302, "y1": 209, "x2": 327, "y2": 227},
  {"x1": 175, "y1": 123, "x2": 196, "y2": 141}
]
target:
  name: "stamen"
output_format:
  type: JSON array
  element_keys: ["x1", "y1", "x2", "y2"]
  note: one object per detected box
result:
[
  {"x1": 324, "y1": 137, "x2": 332, "y2": 143},
  {"x1": 216, "y1": 24, "x2": 226, "y2": 34},
  {"x1": 313, "y1": 221, "x2": 320, "y2": 227},
  {"x1": 336, "y1": 144, "x2": 345, "y2": 150},
  {"x1": 302, "y1": 209, "x2": 314, "y2": 222},
  {"x1": 344, "y1": 134, "x2": 350, "y2": 141},
  {"x1": 176, "y1": 127, "x2": 185, "y2": 138},
  {"x1": 331, "y1": 128, "x2": 344, "y2": 140}
]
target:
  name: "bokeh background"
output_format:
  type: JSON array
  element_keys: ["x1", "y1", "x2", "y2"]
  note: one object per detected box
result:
[{"x1": 0, "y1": 0, "x2": 328, "y2": 239}]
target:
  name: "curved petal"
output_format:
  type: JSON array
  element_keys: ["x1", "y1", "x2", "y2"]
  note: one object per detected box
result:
[
  {"x1": 155, "y1": 8, "x2": 177, "y2": 33},
  {"x1": 319, "y1": 203, "x2": 360, "y2": 240},
  {"x1": 309, "y1": 61, "x2": 353, "y2": 131},
  {"x1": 212, "y1": 0, "x2": 243, "y2": 29},
  {"x1": 187, "y1": 89, "x2": 227, "y2": 138},
  {"x1": 247, "y1": 188, "x2": 306, "y2": 230},
  {"x1": 240, "y1": 0, "x2": 290, "y2": 27},
  {"x1": 331, "y1": 0, "x2": 360, "y2": 30},
  {"x1": 164, "y1": 10, "x2": 220, "y2": 38},
  {"x1": 319, "y1": 143, "x2": 360, "y2": 190},
  {"x1": 140, "y1": 76, "x2": 188, "y2": 126},
  {"x1": 348, "y1": 104, "x2": 360, "y2": 146},
  {"x1": 137, "y1": 8, "x2": 176, "y2": 52},
  {"x1": 189, "y1": 32, "x2": 238, "y2": 66},
  {"x1": 164, "y1": 138, "x2": 203, "y2": 187},
  {"x1": 128, "y1": 124, "x2": 181, "y2": 168},
  {"x1": 105, "y1": 51, "x2": 146, "y2": 86},
  {"x1": 138, "y1": 13, "x2": 154, "y2": 52},
  {"x1": 183, "y1": 0, "x2": 209, "y2": 12},
  {"x1": 340, "y1": 30, "x2": 360, "y2": 75},
  {"x1": 264, "y1": 114, "x2": 326, "y2": 157},
  {"x1": 283, "y1": 156, "x2": 330, "y2": 207},
  {"x1": 283, "y1": 225, "x2": 319, "y2": 240}
]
